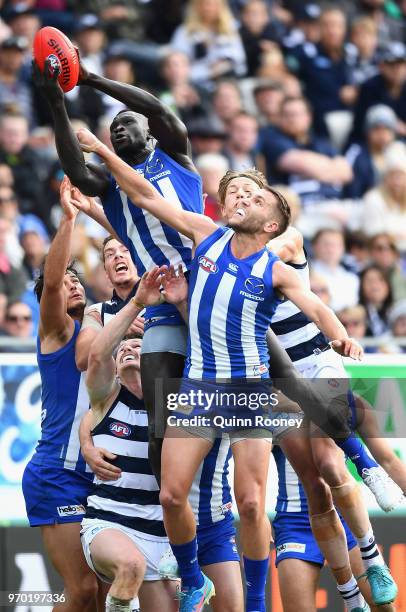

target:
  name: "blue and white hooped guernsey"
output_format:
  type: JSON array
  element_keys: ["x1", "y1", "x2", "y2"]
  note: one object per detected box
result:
[
  {"x1": 185, "y1": 226, "x2": 281, "y2": 379},
  {"x1": 102, "y1": 147, "x2": 203, "y2": 327},
  {"x1": 270, "y1": 256, "x2": 328, "y2": 365}
]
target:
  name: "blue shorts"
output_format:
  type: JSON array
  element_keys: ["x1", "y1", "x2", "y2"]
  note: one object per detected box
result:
[
  {"x1": 197, "y1": 516, "x2": 239, "y2": 567},
  {"x1": 22, "y1": 461, "x2": 94, "y2": 526},
  {"x1": 273, "y1": 511, "x2": 357, "y2": 567}
]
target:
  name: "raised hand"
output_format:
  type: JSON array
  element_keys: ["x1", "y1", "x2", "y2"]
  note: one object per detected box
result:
[
  {"x1": 70, "y1": 186, "x2": 94, "y2": 215},
  {"x1": 59, "y1": 175, "x2": 79, "y2": 220},
  {"x1": 134, "y1": 267, "x2": 165, "y2": 306},
  {"x1": 74, "y1": 47, "x2": 90, "y2": 85},
  {"x1": 161, "y1": 264, "x2": 188, "y2": 305},
  {"x1": 331, "y1": 338, "x2": 363, "y2": 361},
  {"x1": 32, "y1": 58, "x2": 64, "y2": 102},
  {"x1": 76, "y1": 127, "x2": 103, "y2": 153}
]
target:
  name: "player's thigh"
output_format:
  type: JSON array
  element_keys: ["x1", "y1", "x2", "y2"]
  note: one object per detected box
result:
[
  {"x1": 140, "y1": 350, "x2": 185, "y2": 414},
  {"x1": 138, "y1": 579, "x2": 179, "y2": 612},
  {"x1": 277, "y1": 558, "x2": 320, "y2": 612},
  {"x1": 348, "y1": 547, "x2": 394, "y2": 612},
  {"x1": 232, "y1": 438, "x2": 271, "y2": 501},
  {"x1": 41, "y1": 522, "x2": 97, "y2": 588},
  {"x1": 89, "y1": 528, "x2": 146, "y2": 581},
  {"x1": 202, "y1": 561, "x2": 244, "y2": 612}
]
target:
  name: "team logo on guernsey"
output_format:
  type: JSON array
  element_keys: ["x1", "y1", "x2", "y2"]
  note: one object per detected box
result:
[
  {"x1": 146, "y1": 157, "x2": 164, "y2": 175},
  {"x1": 245, "y1": 277, "x2": 264, "y2": 295},
  {"x1": 198, "y1": 255, "x2": 218, "y2": 274},
  {"x1": 109, "y1": 421, "x2": 132, "y2": 438}
]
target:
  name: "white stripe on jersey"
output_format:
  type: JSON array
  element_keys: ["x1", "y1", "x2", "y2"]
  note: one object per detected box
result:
[
  {"x1": 110, "y1": 405, "x2": 149, "y2": 425},
  {"x1": 87, "y1": 495, "x2": 163, "y2": 521},
  {"x1": 189, "y1": 230, "x2": 233, "y2": 378},
  {"x1": 121, "y1": 191, "x2": 156, "y2": 271},
  {"x1": 285, "y1": 459, "x2": 302, "y2": 512},
  {"x1": 271, "y1": 300, "x2": 300, "y2": 323},
  {"x1": 92, "y1": 435, "x2": 148, "y2": 459},
  {"x1": 64, "y1": 373, "x2": 89, "y2": 470},
  {"x1": 210, "y1": 439, "x2": 230, "y2": 520},
  {"x1": 210, "y1": 273, "x2": 236, "y2": 378},
  {"x1": 96, "y1": 470, "x2": 159, "y2": 492},
  {"x1": 189, "y1": 461, "x2": 204, "y2": 524},
  {"x1": 277, "y1": 321, "x2": 321, "y2": 349},
  {"x1": 240, "y1": 252, "x2": 270, "y2": 377},
  {"x1": 157, "y1": 177, "x2": 193, "y2": 250}
]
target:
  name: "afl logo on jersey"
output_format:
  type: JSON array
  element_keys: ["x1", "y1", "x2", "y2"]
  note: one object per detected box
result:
[
  {"x1": 245, "y1": 277, "x2": 264, "y2": 295},
  {"x1": 109, "y1": 422, "x2": 132, "y2": 438},
  {"x1": 199, "y1": 256, "x2": 218, "y2": 274}
]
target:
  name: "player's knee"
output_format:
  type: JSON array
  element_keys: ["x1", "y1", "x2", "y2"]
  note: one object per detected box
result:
[
  {"x1": 160, "y1": 484, "x2": 188, "y2": 510},
  {"x1": 304, "y1": 476, "x2": 332, "y2": 514},
  {"x1": 236, "y1": 493, "x2": 263, "y2": 523},
  {"x1": 116, "y1": 555, "x2": 146, "y2": 582},
  {"x1": 317, "y1": 456, "x2": 345, "y2": 487}
]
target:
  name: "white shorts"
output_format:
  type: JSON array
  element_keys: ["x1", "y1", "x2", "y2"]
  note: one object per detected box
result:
[
  {"x1": 80, "y1": 517, "x2": 171, "y2": 583},
  {"x1": 294, "y1": 347, "x2": 347, "y2": 379}
]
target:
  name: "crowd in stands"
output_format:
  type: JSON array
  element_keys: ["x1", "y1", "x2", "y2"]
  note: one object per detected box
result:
[{"x1": 0, "y1": 0, "x2": 405, "y2": 352}]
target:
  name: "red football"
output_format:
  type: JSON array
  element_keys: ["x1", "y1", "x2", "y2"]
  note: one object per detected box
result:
[{"x1": 33, "y1": 26, "x2": 79, "y2": 92}]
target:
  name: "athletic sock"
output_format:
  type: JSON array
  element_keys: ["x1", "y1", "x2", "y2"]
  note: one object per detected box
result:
[
  {"x1": 337, "y1": 576, "x2": 366, "y2": 611},
  {"x1": 170, "y1": 537, "x2": 204, "y2": 590},
  {"x1": 105, "y1": 594, "x2": 131, "y2": 612},
  {"x1": 356, "y1": 527, "x2": 385, "y2": 569},
  {"x1": 335, "y1": 433, "x2": 379, "y2": 477},
  {"x1": 244, "y1": 556, "x2": 268, "y2": 612}
]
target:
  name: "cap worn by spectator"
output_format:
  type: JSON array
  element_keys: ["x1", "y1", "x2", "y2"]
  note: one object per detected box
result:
[
  {"x1": 365, "y1": 104, "x2": 398, "y2": 131},
  {"x1": 378, "y1": 41, "x2": 406, "y2": 64},
  {"x1": 3, "y1": 2, "x2": 36, "y2": 24},
  {"x1": 19, "y1": 214, "x2": 49, "y2": 244},
  {"x1": 75, "y1": 13, "x2": 104, "y2": 34},
  {"x1": 1, "y1": 35, "x2": 28, "y2": 52},
  {"x1": 295, "y1": 3, "x2": 321, "y2": 22},
  {"x1": 188, "y1": 117, "x2": 227, "y2": 140}
]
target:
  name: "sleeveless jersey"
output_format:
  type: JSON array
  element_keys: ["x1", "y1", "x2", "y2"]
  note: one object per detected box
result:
[
  {"x1": 32, "y1": 320, "x2": 91, "y2": 475},
  {"x1": 90, "y1": 285, "x2": 144, "y2": 328},
  {"x1": 273, "y1": 446, "x2": 308, "y2": 513},
  {"x1": 185, "y1": 227, "x2": 281, "y2": 379},
  {"x1": 102, "y1": 147, "x2": 203, "y2": 327},
  {"x1": 86, "y1": 386, "x2": 233, "y2": 534},
  {"x1": 270, "y1": 257, "x2": 327, "y2": 364}
]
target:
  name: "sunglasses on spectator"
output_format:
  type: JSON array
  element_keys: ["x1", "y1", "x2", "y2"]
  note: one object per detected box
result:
[{"x1": 7, "y1": 314, "x2": 32, "y2": 322}]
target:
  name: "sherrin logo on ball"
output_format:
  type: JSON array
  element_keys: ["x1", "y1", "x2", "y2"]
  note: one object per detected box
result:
[
  {"x1": 198, "y1": 256, "x2": 218, "y2": 274},
  {"x1": 33, "y1": 26, "x2": 79, "y2": 92}
]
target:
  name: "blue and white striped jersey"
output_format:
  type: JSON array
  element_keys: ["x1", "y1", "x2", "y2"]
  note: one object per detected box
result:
[
  {"x1": 273, "y1": 446, "x2": 307, "y2": 513},
  {"x1": 102, "y1": 147, "x2": 203, "y2": 327},
  {"x1": 270, "y1": 257, "x2": 327, "y2": 364},
  {"x1": 185, "y1": 227, "x2": 281, "y2": 379},
  {"x1": 32, "y1": 321, "x2": 92, "y2": 476}
]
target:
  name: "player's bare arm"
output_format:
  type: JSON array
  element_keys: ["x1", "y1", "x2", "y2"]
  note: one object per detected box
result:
[
  {"x1": 161, "y1": 264, "x2": 189, "y2": 323},
  {"x1": 86, "y1": 267, "x2": 163, "y2": 406},
  {"x1": 268, "y1": 226, "x2": 304, "y2": 263},
  {"x1": 69, "y1": 187, "x2": 119, "y2": 238},
  {"x1": 77, "y1": 56, "x2": 194, "y2": 171},
  {"x1": 79, "y1": 409, "x2": 121, "y2": 481},
  {"x1": 77, "y1": 128, "x2": 216, "y2": 245},
  {"x1": 32, "y1": 59, "x2": 110, "y2": 196},
  {"x1": 39, "y1": 176, "x2": 79, "y2": 351},
  {"x1": 272, "y1": 260, "x2": 363, "y2": 360},
  {"x1": 75, "y1": 307, "x2": 103, "y2": 371}
]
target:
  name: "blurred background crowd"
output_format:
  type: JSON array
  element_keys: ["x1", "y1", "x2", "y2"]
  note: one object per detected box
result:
[{"x1": 0, "y1": 0, "x2": 405, "y2": 352}]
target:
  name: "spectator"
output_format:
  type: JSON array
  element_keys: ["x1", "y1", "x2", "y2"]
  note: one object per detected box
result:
[
  {"x1": 0, "y1": 217, "x2": 27, "y2": 302},
  {"x1": 388, "y1": 299, "x2": 406, "y2": 340},
  {"x1": 358, "y1": 0, "x2": 404, "y2": 45},
  {"x1": 311, "y1": 228, "x2": 359, "y2": 311},
  {"x1": 195, "y1": 152, "x2": 229, "y2": 222},
  {"x1": 73, "y1": 14, "x2": 106, "y2": 76},
  {"x1": 0, "y1": 162, "x2": 14, "y2": 187},
  {"x1": 351, "y1": 41, "x2": 406, "y2": 142},
  {"x1": 239, "y1": 0, "x2": 281, "y2": 76},
  {"x1": 369, "y1": 232, "x2": 406, "y2": 301},
  {"x1": 253, "y1": 80, "x2": 285, "y2": 126},
  {"x1": 359, "y1": 264, "x2": 393, "y2": 336},
  {"x1": 2, "y1": 300, "x2": 33, "y2": 338},
  {"x1": 256, "y1": 39, "x2": 293, "y2": 86},
  {"x1": 343, "y1": 230, "x2": 370, "y2": 273},
  {"x1": 294, "y1": 7, "x2": 357, "y2": 136},
  {"x1": 361, "y1": 142, "x2": 406, "y2": 248},
  {"x1": 78, "y1": 1, "x2": 146, "y2": 42},
  {"x1": 345, "y1": 104, "x2": 397, "y2": 199},
  {"x1": 20, "y1": 216, "x2": 49, "y2": 282},
  {"x1": 0, "y1": 185, "x2": 23, "y2": 265},
  {"x1": 188, "y1": 116, "x2": 227, "y2": 156},
  {"x1": 159, "y1": 50, "x2": 207, "y2": 122},
  {"x1": 337, "y1": 305, "x2": 368, "y2": 340},
  {"x1": 86, "y1": 261, "x2": 113, "y2": 304},
  {"x1": 98, "y1": 51, "x2": 136, "y2": 120},
  {"x1": 0, "y1": 36, "x2": 34, "y2": 124},
  {"x1": 5, "y1": 4, "x2": 41, "y2": 47},
  {"x1": 347, "y1": 16, "x2": 379, "y2": 85},
  {"x1": 223, "y1": 111, "x2": 258, "y2": 171},
  {"x1": 269, "y1": 184, "x2": 302, "y2": 226},
  {"x1": 309, "y1": 270, "x2": 331, "y2": 306},
  {"x1": 282, "y1": 3, "x2": 321, "y2": 51},
  {"x1": 0, "y1": 113, "x2": 52, "y2": 226},
  {"x1": 171, "y1": 0, "x2": 247, "y2": 91},
  {"x1": 211, "y1": 79, "x2": 243, "y2": 126},
  {"x1": 257, "y1": 95, "x2": 352, "y2": 205}
]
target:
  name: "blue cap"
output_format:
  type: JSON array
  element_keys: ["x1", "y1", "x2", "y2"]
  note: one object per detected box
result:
[{"x1": 19, "y1": 214, "x2": 49, "y2": 243}]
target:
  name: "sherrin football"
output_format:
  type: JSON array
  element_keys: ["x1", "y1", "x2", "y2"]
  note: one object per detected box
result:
[{"x1": 33, "y1": 26, "x2": 79, "y2": 92}]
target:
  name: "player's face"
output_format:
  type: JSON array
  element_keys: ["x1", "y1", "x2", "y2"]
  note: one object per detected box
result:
[
  {"x1": 110, "y1": 112, "x2": 149, "y2": 156},
  {"x1": 221, "y1": 177, "x2": 260, "y2": 220},
  {"x1": 224, "y1": 181, "x2": 278, "y2": 235},
  {"x1": 64, "y1": 272, "x2": 86, "y2": 312},
  {"x1": 103, "y1": 239, "x2": 137, "y2": 286},
  {"x1": 116, "y1": 339, "x2": 142, "y2": 378}
]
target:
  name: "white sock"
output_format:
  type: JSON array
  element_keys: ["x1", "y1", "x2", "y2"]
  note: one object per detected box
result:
[
  {"x1": 337, "y1": 576, "x2": 366, "y2": 610},
  {"x1": 356, "y1": 527, "x2": 385, "y2": 569},
  {"x1": 105, "y1": 593, "x2": 132, "y2": 612}
]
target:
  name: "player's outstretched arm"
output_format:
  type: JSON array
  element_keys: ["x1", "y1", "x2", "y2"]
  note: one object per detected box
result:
[
  {"x1": 272, "y1": 261, "x2": 363, "y2": 360},
  {"x1": 39, "y1": 177, "x2": 79, "y2": 344},
  {"x1": 268, "y1": 226, "x2": 303, "y2": 263},
  {"x1": 78, "y1": 60, "x2": 192, "y2": 168},
  {"x1": 77, "y1": 128, "x2": 216, "y2": 245},
  {"x1": 32, "y1": 60, "x2": 109, "y2": 196}
]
